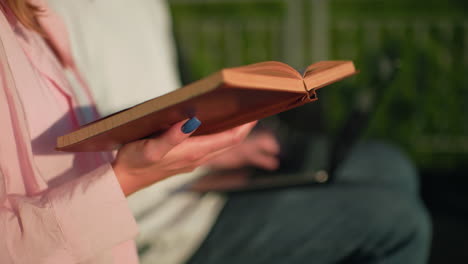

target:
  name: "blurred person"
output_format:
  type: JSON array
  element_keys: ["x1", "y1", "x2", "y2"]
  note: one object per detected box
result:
[
  {"x1": 48, "y1": 0, "x2": 432, "y2": 264},
  {"x1": 0, "y1": 0, "x2": 257, "y2": 263}
]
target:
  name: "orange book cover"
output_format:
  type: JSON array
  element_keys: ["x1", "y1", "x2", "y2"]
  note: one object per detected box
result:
[{"x1": 57, "y1": 60, "x2": 357, "y2": 152}]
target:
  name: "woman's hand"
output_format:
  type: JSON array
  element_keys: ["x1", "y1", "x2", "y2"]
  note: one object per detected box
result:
[
  {"x1": 112, "y1": 117, "x2": 257, "y2": 196},
  {"x1": 204, "y1": 130, "x2": 280, "y2": 171}
]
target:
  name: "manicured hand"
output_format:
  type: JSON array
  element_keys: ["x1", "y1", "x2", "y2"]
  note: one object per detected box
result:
[{"x1": 112, "y1": 117, "x2": 257, "y2": 196}]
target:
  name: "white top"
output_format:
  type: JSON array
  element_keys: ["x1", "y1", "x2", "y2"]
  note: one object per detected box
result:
[
  {"x1": 48, "y1": 0, "x2": 225, "y2": 263},
  {"x1": 50, "y1": 0, "x2": 181, "y2": 115}
]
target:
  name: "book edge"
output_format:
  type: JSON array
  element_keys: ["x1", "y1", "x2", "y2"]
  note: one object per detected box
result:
[{"x1": 57, "y1": 71, "x2": 224, "y2": 150}]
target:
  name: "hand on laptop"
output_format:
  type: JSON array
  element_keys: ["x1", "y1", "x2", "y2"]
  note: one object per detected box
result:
[{"x1": 204, "y1": 130, "x2": 280, "y2": 171}]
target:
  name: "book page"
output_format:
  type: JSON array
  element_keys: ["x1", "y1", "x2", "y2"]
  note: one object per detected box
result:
[
  {"x1": 230, "y1": 61, "x2": 302, "y2": 79},
  {"x1": 303, "y1": 61, "x2": 357, "y2": 91}
]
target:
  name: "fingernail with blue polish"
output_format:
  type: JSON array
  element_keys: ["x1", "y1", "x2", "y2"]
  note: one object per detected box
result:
[{"x1": 181, "y1": 117, "x2": 201, "y2": 134}]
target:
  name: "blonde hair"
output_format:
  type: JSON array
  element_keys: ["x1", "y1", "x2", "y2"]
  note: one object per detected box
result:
[{"x1": 4, "y1": 0, "x2": 43, "y2": 34}]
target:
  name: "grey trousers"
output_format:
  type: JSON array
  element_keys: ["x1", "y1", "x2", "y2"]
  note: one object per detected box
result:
[{"x1": 187, "y1": 141, "x2": 431, "y2": 264}]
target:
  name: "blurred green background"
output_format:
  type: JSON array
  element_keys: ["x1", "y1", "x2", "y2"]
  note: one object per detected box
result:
[
  {"x1": 169, "y1": 0, "x2": 468, "y2": 171},
  {"x1": 168, "y1": 0, "x2": 468, "y2": 261}
]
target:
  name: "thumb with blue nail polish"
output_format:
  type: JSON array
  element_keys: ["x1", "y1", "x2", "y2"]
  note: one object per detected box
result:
[
  {"x1": 113, "y1": 117, "x2": 203, "y2": 195},
  {"x1": 181, "y1": 117, "x2": 201, "y2": 134}
]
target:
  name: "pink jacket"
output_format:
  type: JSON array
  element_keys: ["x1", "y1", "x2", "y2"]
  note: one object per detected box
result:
[{"x1": 0, "y1": 1, "x2": 138, "y2": 263}]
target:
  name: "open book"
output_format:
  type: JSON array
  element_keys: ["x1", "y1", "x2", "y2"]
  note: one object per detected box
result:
[{"x1": 57, "y1": 61, "x2": 357, "y2": 152}]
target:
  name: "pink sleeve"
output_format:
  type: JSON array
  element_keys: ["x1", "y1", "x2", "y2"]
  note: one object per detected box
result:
[
  {"x1": 0, "y1": 4, "x2": 138, "y2": 262},
  {"x1": 0, "y1": 163, "x2": 138, "y2": 263}
]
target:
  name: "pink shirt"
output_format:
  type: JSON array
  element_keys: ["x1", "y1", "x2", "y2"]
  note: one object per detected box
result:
[{"x1": 0, "y1": 1, "x2": 138, "y2": 263}]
